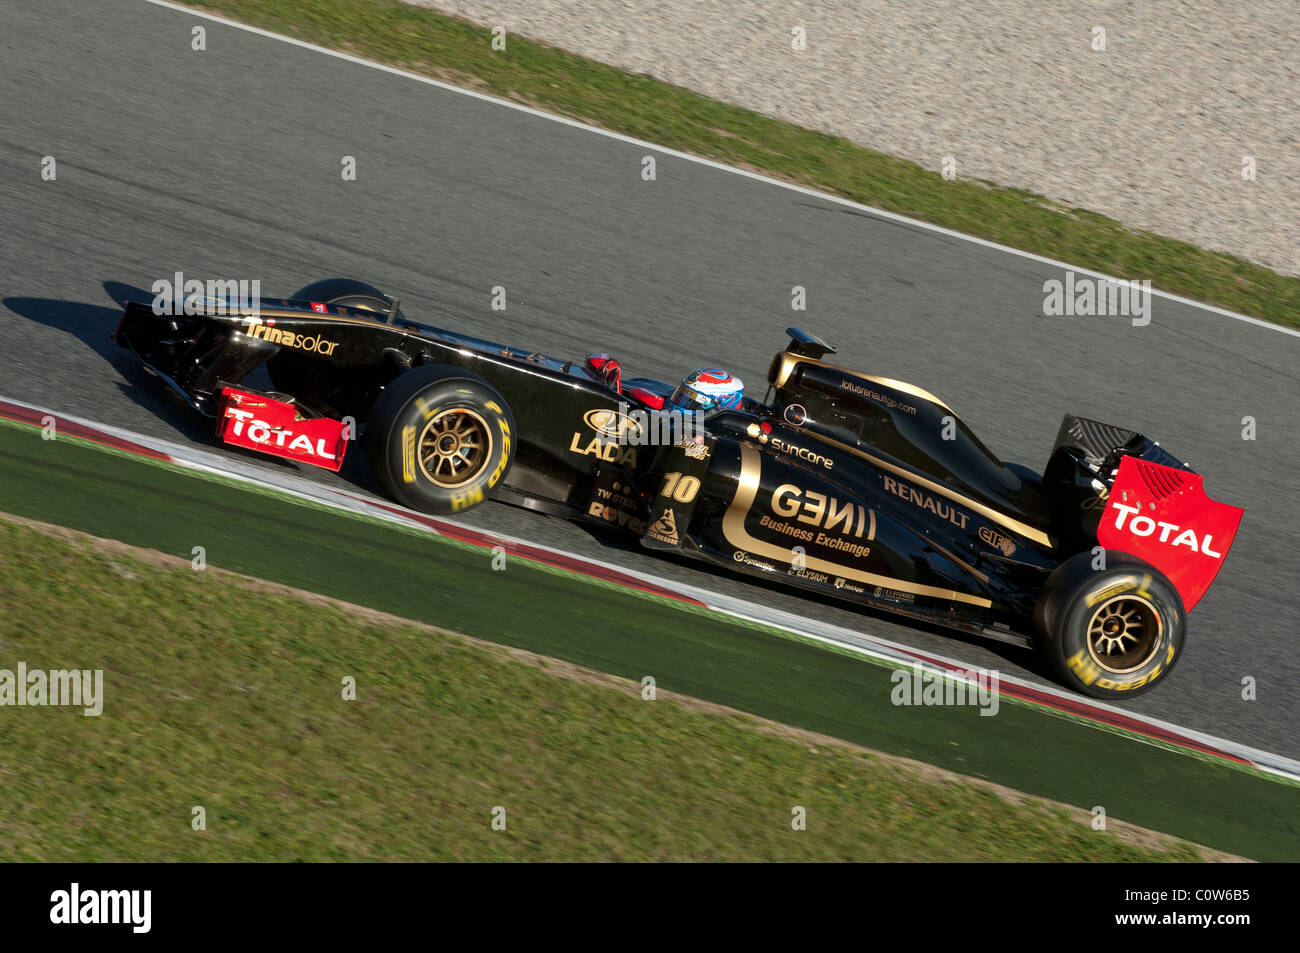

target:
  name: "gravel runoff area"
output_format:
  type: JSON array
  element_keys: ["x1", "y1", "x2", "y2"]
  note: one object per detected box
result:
[{"x1": 412, "y1": 1, "x2": 1299, "y2": 277}]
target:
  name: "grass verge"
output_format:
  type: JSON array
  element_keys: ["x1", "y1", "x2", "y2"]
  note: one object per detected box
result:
[
  {"x1": 0, "y1": 417, "x2": 1298, "y2": 859},
  {"x1": 0, "y1": 515, "x2": 1234, "y2": 861},
  {"x1": 177, "y1": 0, "x2": 1299, "y2": 327}
]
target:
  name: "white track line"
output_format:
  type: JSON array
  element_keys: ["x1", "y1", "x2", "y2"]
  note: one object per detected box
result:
[
  {"x1": 138, "y1": 0, "x2": 1300, "y2": 341},
  {"x1": 8, "y1": 394, "x2": 1300, "y2": 781}
]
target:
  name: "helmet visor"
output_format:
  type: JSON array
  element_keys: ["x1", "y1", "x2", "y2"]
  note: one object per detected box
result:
[{"x1": 669, "y1": 382, "x2": 716, "y2": 413}]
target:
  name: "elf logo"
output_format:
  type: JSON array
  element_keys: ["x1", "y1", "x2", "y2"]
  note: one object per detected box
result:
[
  {"x1": 1108, "y1": 501, "x2": 1223, "y2": 558},
  {"x1": 50, "y1": 883, "x2": 151, "y2": 933},
  {"x1": 979, "y1": 526, "x2": 1017, "y2": 556}
]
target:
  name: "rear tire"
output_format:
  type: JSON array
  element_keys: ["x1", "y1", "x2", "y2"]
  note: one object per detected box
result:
[
  {"x1": 365, "y1": 364, "x2": 515, "y2": 515},
  {"x1": 1034, "y1": 551, "x2": 1185, "y2": 698}
]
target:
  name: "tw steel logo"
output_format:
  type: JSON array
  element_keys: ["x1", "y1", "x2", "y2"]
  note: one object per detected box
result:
[{"x1": 1107, "y1": 502, "x2": 1224, "y2": 558}]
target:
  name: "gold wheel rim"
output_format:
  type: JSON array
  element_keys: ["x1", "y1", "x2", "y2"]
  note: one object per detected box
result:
[
  {"x1": 1086, "y1": 594, "x2": 1162, "y2": 674},
  {"x1": 417, "y1": 408, "x2": 492, "y2": 488}
]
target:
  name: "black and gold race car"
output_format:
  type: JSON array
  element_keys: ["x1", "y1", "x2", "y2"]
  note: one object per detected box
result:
[{"x1": 115, "y1": 277, "x2": 1243, "y2": 698}]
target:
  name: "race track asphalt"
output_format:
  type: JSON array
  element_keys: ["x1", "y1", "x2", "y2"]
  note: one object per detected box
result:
[{"x1": 2, "y1": 0, "x2": 1297, "y2": 756}]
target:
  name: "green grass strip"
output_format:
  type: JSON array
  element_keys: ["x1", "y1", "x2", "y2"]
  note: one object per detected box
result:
[
  {"x1": 0, "y1": 418, "x2": 1296, "y2": 858},
  {"x1": 4, "y1": 516, "x2": 1237, "y2": 861}
]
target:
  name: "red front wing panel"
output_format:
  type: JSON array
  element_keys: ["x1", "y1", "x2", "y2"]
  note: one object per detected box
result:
[
  {"x1": 1097, "y1": 456, "x2": 1243, "y2": 612},
  {"x1": 216, "y1": 388, "x2": 348, "y2": 472}
]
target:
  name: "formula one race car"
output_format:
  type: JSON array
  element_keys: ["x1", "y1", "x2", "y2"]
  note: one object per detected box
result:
[{"x1": 115, "y1": 278, "x2": 1244, "y2": 697}]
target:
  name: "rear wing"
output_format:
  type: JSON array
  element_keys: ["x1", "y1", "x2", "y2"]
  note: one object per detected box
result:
[
  {"x1": 1052, "y1": 414, "x2": 1188, "y2": 471},
  {"x1": 1046, "y1": 415, "x2": 1243, "y2": 611},
  {"x1": 1097, "y1": 456, "x2": 1242, "y2": 612}
]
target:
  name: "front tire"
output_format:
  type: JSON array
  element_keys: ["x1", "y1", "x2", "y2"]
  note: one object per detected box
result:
[
  {"x1": 271, "y1": 278, "x2": 406, "y2": 407},
  {"x1": 365, "y1": 364, "x2": 515, "y2": 515},
  {"x1": 1034, "y1": 551, "x2": 1185, "y2": 698},
  {"x1": 289, "y1": 277, "x2": 403, "y2": 319}
]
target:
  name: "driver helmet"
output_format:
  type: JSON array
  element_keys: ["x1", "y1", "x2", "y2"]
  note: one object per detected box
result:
[{"x1": 669, "y1": 367, "x2": 744, "y2": 414}]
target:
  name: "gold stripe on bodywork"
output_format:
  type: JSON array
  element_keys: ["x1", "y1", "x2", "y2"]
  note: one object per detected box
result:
[
  {"x1": 230, "y1": 307, "x2": 397, "y2": 330},
  {"x1": 770, "y1": 353, "x2": 955, "y2": 414},
  {"x1": 797, "y1": 430, "x2": 1055, "y2": 547},
  {"x1": 723, "y1": 445, "x2": 993, "y2": 608}
]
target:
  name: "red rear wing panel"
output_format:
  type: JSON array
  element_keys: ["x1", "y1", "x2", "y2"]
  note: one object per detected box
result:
[{"x1": 1097, "y1": 456, "x2": 1243, "y2": 611}]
